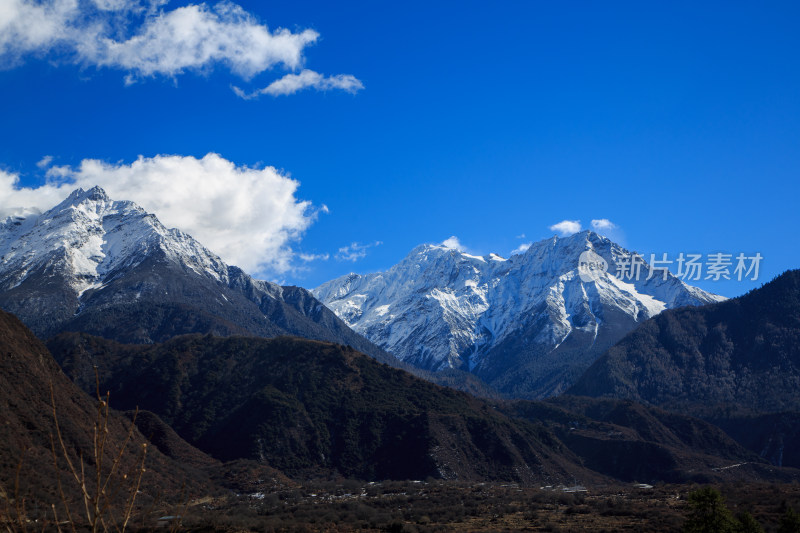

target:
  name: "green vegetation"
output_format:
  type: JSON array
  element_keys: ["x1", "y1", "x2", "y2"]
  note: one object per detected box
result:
[
  {"x1": 682, "y1": 487, "x2": 779, "y2": 533},
  {"x1": 683, "y1": 487, "x2": 738, "y2": 533},
  {"x1": 736, "y1": 511, "x2": 765, "y2": 533},
  {"x1": 779, "y1": 506, "x2": 800, "y2": 533}
]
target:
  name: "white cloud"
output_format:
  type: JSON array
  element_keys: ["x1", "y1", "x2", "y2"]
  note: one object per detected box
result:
[
  {"x1": 90, "y1": 0, "x2": 148, "y2": 11},
  {"x1": 0, "y1": 153, "x2": 320, "y2": 277},
  {"x1": 230, "y1": 85, "x2": 248, "y2": 99},
  {"x1": 0, "y1": 1, "x2": 75, "y2": 64},
  {"x1": 591, "y1": 218, "x2": 616, "y2": 231},
  {"x1": 510, "y1": 242, "x2": 531, "y2": 255},
  {"x1": 0, "y1": 169, "x2": 73, "y2": 219},
  {"x1": 441, "y1": 235, "x2": 465, "y2": 251},
  {"x1": 298, "y1": 252, "x2": 329, "y2": 262},
  {"x1": 590, "y1": 218, "x2": 624, "y2": 243},
  {"x1": 0, "y1": 1, "x2": 359, "y2": 93},
  {"x1": 549, "y1": 220, "x2": 582, "y2": 237},
  {"x1": 234, "y1": 69, "x2": 364, "y2": 99},
  {"x1": 88, "y1": 3, "x2": 319, "y2": 79},
  {"x1": 335, "y1": 241, "x2": 381, "y2": 262},
  {"x1": 36, "y1": 155, "x2": 54, "y2": 169}
]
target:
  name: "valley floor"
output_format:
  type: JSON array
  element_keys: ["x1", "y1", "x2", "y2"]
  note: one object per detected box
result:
[{"x1": 177, "y1": 480, "x2": 800, "y2": 532}]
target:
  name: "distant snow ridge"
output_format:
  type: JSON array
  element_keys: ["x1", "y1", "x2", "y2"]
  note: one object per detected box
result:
[{"x1": 313, "y1": 232, "x2": 725, "y2": 397}]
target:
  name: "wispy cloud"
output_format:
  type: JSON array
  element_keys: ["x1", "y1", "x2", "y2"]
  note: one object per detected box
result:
[
  {"x1": 0, "y1": 153, "x2": 321, "y2": 277},
  {"x1": 549, "y1": 220, "x2": 582, "y2": 236},
  {"x1": 298, "y1": 252, "x2": 330, "y2": 262},
  {"x1": 233, "y1": 69, "x2": 364, "y2": 99},
  {"x1": 510, "y1": 242, "x2": 531, "y2": 255},
  {"x1": 591, "y1": 219, "x2": 616, "y2": 231},
  {"x1": 336, "y1": 241, "x2": 382, "y2": 262},
  {"x1": 441, "y1": 235, "x2": 466, "y2": 251},
  {"x1": 590, "y1": 218, "x2": 624, "y2": 243},
  {"x1": 36, "y1": 155, "x2": 54, "y2": 169},
  {"x1": 0, "y1": 1, "x2": 360, "y2": 95}
]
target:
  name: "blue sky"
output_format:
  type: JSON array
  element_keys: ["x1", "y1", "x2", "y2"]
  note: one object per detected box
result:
[{"x1": 1, "y1": 1, "x2": 798, "y2": 297}]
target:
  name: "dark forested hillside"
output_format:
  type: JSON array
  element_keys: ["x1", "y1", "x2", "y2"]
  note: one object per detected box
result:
[
  {"x1": 569, "y1": 270, "x2": 800, "y2": 413},
  {"x1": 0, "y1": 309, "x2": 217, "y2": 507},
  {"x1": 498, "y1": 396, "x2": 794, "y2": 484},
  {"x1": 47, "y1": 331, "x2": 793, "y2": 485},
  {"x1": 48, "y1": 332, "x2": 586, "y2": 483}
]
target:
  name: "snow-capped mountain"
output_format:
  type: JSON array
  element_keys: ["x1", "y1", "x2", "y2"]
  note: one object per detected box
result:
[
  {"x1": 0, "y1": 186, "x2": 394, "y2": 364},
  {"x1": 313, "y1": 232, "x2": 726, "y2": 398},
  {"x1": 0, "y1": 186, "x2": 251, "y2": 300}
]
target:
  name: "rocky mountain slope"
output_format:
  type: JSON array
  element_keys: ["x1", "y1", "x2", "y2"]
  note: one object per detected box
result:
[
  {"x1": 48, "y1": 331, "x2": 584, "y2": 484},
  {"x1": 568, "y1": 270, "x2": 800, "y2": 413},
  {"x1": 503, "y1": 396, "x2": 793, "y2": 484},
  {"x1": 0, "y1": 186, "x2": 393, "y2": 365},
  {"x1": 48, "y1": 330, "x2": 790, "y2": 485},
  {"x1": 314, "y1": 231, "x2": 723, "y2": 398},
  {"x1": 567, "y1": 270, "x2": 800, "y2": 468},
  {"x1": 0, "y1": 309, "x2": 218, "y2": 512}
]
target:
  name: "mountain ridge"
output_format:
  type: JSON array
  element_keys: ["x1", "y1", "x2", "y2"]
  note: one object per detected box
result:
[
  {"x1": 47, "y1": 328, "x2": 794, "y2": 485},
  {"x1": 565, "y1": 269, "x2": 800, "y2": 469},
  {"x1": 568, "y1": 269, "x2": 800, "y2": 413},
  {"x1": 0, "y1": 186, "x2": 397, "y2": 365},
  {"x1": 314, "y1": 231, "x2": 724, "y2": 398},
  {"x1": 47, "y1": 331, "x2": 585, "y2": 483}
]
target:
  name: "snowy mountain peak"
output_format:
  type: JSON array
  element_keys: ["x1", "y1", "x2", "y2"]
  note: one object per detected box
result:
[
  {"x1": 314, "y1": 232, "x2": 726, "y2": 398},
  {"x1": 67, "y1": 185, "x2": 110, "y2": 203},
  {"x1": 47, "y1": 186, "x2": 125, "y2": 219},
  {"x1": 0, "y1": 188, "x2": 394, "y2": 364},
  {"x1": 0, "y1": 186, "x2": 240, "y2": 298}
]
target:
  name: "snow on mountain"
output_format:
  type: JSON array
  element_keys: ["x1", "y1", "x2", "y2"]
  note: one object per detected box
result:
[
  {"x1": 0, "y1": 186, "x2": 242, "y2": 295},
  {"x1": 313, "y1": 231, "x2": 726, "y2": 397},
  {"x1": 0, "y1": 187, "x2": 393, "y2": 366}
]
